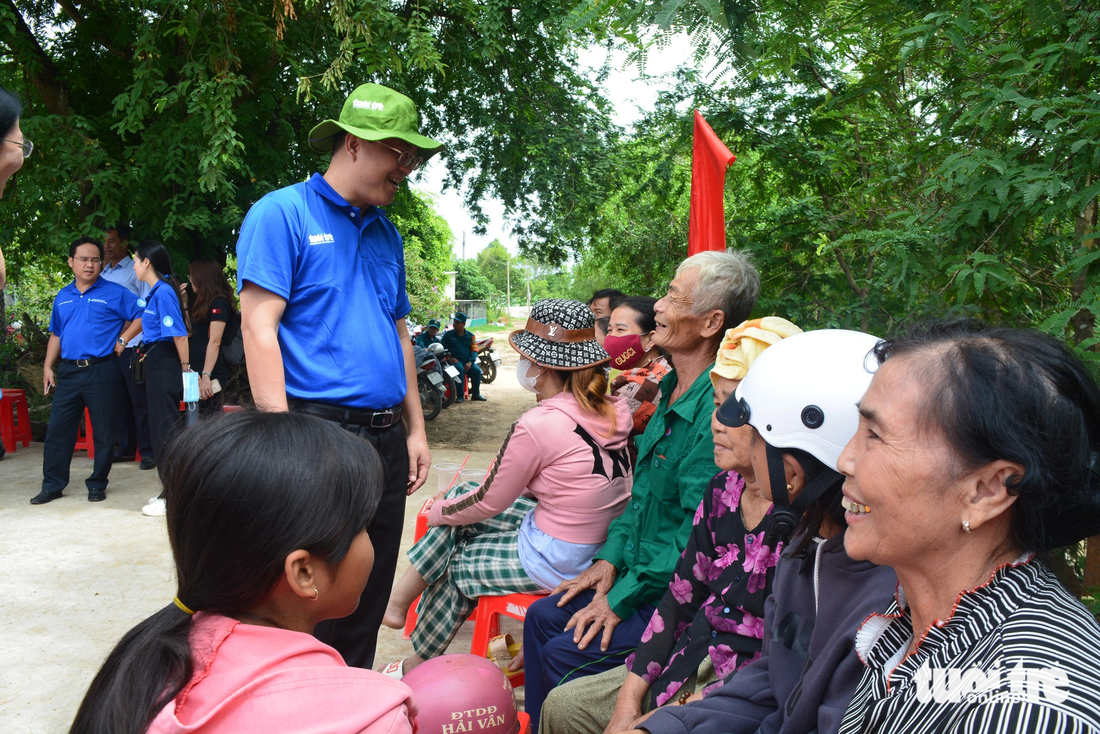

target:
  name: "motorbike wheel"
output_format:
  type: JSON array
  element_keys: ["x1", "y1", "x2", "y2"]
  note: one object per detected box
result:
[
  {"x1": 480, "y1": 355, "x2": 498, "y2": 384},
  {"x1": 419, "y1": 376, "x2": 442, "y2": 421},
  {"x1": 441, "y1": 375, "x2": 456, "y2": 408}
]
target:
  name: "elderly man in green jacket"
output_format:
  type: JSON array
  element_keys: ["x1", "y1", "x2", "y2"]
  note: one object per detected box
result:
[{"x1": 521, "y1": 250, "x2": 762, "y2": 733}]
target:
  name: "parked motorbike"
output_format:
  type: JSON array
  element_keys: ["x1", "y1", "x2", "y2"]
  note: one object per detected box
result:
[
  {"x1": 476, "y1": 337, "x2": 501, "y2": 384},
  {"x1": 427, "y1": 343, "x2": 463, "y2": 408},
  {"x1": 414, "y1": 345, "x2": 444, "y2": 420}
]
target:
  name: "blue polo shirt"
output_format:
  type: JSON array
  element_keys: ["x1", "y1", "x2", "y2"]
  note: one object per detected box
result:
[
  {"x1": 235, "y1": 173, "x2": 412, "y2": 409},
  {"x1": 48, "y1": 277, "x2": 139, "y2": 360},
  {"x1": 140, "y1": 280, "x2": 188, "y2": 343}
]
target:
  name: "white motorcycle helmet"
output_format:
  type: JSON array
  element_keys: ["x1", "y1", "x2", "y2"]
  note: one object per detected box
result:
[
  {"x1": 427, "y1": 342, "x2": 445, "y2": 356},
  {"x1": 716, "y1": 329, "x2": 882, "y2": 539}
]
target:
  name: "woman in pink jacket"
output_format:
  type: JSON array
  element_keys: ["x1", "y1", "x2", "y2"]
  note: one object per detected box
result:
[
  {"x1": 383, "y1": 299, "x2": 633, "y2": 675},
  {"x1": 70, "y1": 412, "x2": 416, "y2": 734}
]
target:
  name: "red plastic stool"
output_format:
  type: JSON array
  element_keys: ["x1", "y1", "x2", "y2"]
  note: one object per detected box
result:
[
  {"x1": 469, "y1": 592, "x2": 548, "y2": 687},
  {"x1": 518, "y1": 711, "x2": 531, "y2": 734},
  {"x1": 0, "y1": 388, "x2": 32, "y2": 453},
  {"x1": 403, "y1": 498, "x2": 436, "y2": 639},
  {"x1": 73, "y1": 407, "x2": 94, "y2": 458}
]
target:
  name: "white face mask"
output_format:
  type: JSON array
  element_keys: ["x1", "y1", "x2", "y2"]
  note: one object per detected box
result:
[{"x1": 516, "y1": 357, "x2": 543, "y2": 393}]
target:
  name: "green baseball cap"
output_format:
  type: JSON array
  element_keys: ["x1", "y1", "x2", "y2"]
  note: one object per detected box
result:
[{"x1": 308, "y1": 83, "x2": 444, "y2": 156}]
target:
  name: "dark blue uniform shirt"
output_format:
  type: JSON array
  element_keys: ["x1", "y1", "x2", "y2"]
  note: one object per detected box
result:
[
  {"x1": 442, "y1": 329, "x2": 476, "y2": 364},
  {"x1": 48, "y1": 278, "x2": 139, "y2": 360}
]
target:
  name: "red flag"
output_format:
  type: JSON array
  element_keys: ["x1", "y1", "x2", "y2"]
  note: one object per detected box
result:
[{"x1": 688, "y1": 110, "x2": 736, "y2": 256}]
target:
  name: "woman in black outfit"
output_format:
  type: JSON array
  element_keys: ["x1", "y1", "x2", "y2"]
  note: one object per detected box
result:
[
  {"x1": 185, "y1": 258, "x2": 237, "y2": 416},
  {"x1": 118, "y1": 240, "x2": 189, "y2": 517}
]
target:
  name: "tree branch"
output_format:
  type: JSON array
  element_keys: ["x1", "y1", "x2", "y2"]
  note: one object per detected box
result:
[
  {"x1": 835, "y1": 248, "x2": 868, "y2": 298},
  {"x1": 0, "y1": 0, "x2": 73, "y2": 115},
  {"x1": 54, "y1": 0, "x2": 130, "y2": 58}
]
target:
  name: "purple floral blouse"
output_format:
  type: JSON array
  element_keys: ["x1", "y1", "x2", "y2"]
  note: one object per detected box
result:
[{"x1": 626, "y1": 470, "x2": 781, "y2": 708}]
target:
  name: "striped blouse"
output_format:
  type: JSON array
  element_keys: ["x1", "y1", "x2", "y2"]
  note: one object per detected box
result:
[{"x1": 838, "y1": 556, "x2": 1100, "y2": 734}]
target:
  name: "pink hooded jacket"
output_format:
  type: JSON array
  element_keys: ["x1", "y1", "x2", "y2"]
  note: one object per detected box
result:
[
  {"x1": 148, "y1": 613, "x2": 416, "y2": 734},
  {"x1": 429, "y1": 392, "x2": 633, "y2": 544}
]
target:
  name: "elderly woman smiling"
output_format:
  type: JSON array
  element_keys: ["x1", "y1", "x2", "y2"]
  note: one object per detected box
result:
[{"x1": 836, "y1": 321, "x2": 1100, "y2": 734}]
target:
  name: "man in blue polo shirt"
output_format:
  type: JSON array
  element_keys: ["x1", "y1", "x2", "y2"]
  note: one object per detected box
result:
[
  {"x1": 32, "y1": 237, "x2": 139, "y2": 505},
  {"x1": 236, "y1": 83, "x2": 441, "y2": 670}
]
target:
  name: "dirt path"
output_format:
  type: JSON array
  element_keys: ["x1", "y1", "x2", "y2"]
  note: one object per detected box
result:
[{"x1": 424, "y1": 344, "x2": 532, "y2": 453}]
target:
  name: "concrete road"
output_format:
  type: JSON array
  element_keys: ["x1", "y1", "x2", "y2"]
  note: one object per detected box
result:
[{"x1": 0, "y1": 441, "x2": 522, "y2": 732}]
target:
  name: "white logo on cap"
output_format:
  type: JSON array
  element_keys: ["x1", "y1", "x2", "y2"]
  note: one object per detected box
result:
[{"x1": 352, "y1": 100, "x2": 385, "y2": 111}]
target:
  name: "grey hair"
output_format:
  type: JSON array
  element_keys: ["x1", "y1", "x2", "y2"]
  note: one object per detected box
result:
[{"x1": 676, "y1": 250, "x2": 761, "y2": 330}]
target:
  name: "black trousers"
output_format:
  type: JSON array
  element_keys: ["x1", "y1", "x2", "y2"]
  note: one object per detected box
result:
[
  {"x1": 143, "y1": 343, "x2": 183, "y2": 477},
  {"x1": 310, "y1": 416, "x2": 409, "y2": 670},
  {"x1": 114, "y1": 347, "x2": 153, "y2": 457},
  {"x1": 41, "y1": 358, "x2": 120, "y2": 494}
]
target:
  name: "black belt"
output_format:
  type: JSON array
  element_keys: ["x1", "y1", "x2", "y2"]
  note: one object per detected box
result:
[
  {"x1": 62, "y1": 355, "x2": 116, "y2": 368},
  {"x1": 289, "y1": 399, "x2": 403, "y2": 429}
]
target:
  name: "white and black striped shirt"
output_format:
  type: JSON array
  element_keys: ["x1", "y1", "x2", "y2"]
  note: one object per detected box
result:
[{"x1": 838, "y1": 556, "x2": 1100, "y2": 734}]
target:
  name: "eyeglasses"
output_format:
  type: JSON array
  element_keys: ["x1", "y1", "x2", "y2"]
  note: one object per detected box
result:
[
  {"x1": 74, "y1": 256, "x2": 102, "y2": 265},
  {"x1": 3, "y1": 138, "x2": 33, "y2": 159},
  {"x1": 374, "y1": 141, "x2": 423, "y2": 171}
]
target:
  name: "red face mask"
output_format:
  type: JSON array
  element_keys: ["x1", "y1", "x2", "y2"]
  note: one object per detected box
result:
[{"x1": 604, "y1": 333, "x2": 648, "y2": 370}]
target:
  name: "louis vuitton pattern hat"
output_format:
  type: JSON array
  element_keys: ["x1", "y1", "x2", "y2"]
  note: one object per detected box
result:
[{"x1": 509, "y1": 299, "x2": 610, "y2": 371}]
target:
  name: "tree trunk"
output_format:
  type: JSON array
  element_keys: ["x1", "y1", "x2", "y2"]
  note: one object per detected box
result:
[{"x1": 1072, "y1": 191, "x2": 1099, "y2": 592}]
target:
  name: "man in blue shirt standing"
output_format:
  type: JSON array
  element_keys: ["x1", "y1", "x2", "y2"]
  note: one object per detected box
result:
[
  {"x1": 100, "y1": 224, "x2": 156, "y2": 469},
  {"x1": 32, "y1": 237, "x2": 139, "y2": 504},
  {"x1": 442, "y1": 312, "x2": 486, "y2": 402},
  {"x1": 236, "y1": 83, "x2": 439, "y2": 669}
]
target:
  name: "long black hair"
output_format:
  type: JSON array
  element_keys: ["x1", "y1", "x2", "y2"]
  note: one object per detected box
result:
[
  {"x1": 70, "y1": 411, "x2": 384, "y2": 734},
  {"x1": 0, "y1": 85, "x2": 20, "y2": 139},
  {"x1": 874, "y1": 320, "x2": 1100, "y2": 552},
  {"x1": 135, "y1": 239, "x2": 187, "y2": 328}
]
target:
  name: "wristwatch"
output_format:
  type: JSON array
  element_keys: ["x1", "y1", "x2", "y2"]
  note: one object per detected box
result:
[{"x1": 117, "y1": 337, "x2": 126, "y2": 346}]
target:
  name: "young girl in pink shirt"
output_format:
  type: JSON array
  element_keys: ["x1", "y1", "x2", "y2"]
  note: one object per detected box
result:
[{"x1": 70, "y1": 412, "x2": 416, "y2": 734}]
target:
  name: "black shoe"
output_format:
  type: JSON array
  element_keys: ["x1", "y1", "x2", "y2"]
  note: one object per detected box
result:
[
  {"x1": 30, "y1": 490, "x2": 64, "y2": 505},
  {"x1": 110, "y1": 452, "x2": 136, "y2": 464},
  {"x1": 472, "y1": 395, "x2": 487, "y2": 401},
  {"x1": 88, "y1": 489, "x2": 107, "y2": 502},
  {"x1": 140, "y1": 456, "x2": 156, "y2": 470}
]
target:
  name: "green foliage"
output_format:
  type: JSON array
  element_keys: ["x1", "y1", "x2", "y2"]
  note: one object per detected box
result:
[
  {"x1": 387, "y1": 187, "x2": 453, "y2": 323},
  {"x1": 557, "y1": 0, "x2": 1100, "y2": 355},
  {"x1": 454, "y1": 258, "x2": 494, "y2": 301},
  {"x1": 476, "y1": 240, "x2": 512, "y2": 297},
  {"x1": 0, "y1": 0, "x2": 622, "y2": 272}
]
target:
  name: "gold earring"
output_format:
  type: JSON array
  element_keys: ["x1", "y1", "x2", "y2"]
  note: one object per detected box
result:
[
  {"x1": 309, "y1": 586, "x2": 319, "y2": 601},
  {"x1": 787, "y1": 484, "x2": 793, "y2": 491},
  {"x1": 962, "y1": 519, "x2": 971, "y2": 534}
]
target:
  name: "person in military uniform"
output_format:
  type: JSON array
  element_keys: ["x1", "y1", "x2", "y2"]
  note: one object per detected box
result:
[
  {"x1": 415, "y1": 319, "x2": 442, "y2": 348},
  {"x1": 441, "y1": 312, "x2": 486, "y2": 402}
]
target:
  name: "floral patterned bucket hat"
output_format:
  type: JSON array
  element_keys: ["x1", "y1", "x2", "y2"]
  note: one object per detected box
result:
[{"x1": 509, "y1": 299, "x2": 610, "y2": 371}]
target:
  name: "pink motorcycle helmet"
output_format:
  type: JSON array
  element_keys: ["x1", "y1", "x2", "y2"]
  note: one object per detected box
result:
[{"x1": 403, "y1": 654, "x2": 520, "y2": 734}]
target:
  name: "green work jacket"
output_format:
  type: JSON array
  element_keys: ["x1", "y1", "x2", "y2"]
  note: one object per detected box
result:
[{"x1": 595, "y1": 365, "x2": 719, "y2": 619}]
